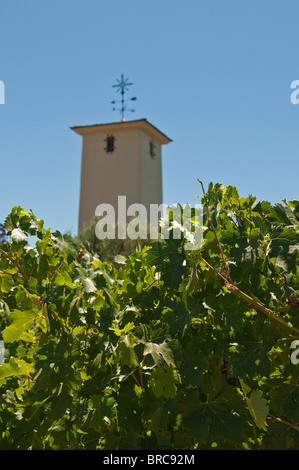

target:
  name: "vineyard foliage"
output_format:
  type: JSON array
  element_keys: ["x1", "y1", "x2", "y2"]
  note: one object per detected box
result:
[{"x1": 0, "y1": 182, "x2": 299, "y2": 450}]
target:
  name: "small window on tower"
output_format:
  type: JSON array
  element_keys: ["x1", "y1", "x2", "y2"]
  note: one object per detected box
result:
[
  {"x1": 105, "y1": 135, "x2": 115, "y2": 153},
  {"x1": 149, "y1": 141, "x2": 156, "y2": 158}
]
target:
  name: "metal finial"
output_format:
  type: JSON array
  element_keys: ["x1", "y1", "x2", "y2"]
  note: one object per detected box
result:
[{"x1": 111, "y1": 74, "x2": 137, "y2": 120}]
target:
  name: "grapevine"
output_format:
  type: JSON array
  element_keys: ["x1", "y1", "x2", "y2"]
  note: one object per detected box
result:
[{"x1": 0, "y1": 182, "x2": 298, "y2": 450}]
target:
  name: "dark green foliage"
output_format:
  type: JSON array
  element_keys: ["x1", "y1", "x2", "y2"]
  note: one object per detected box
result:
[
  {"x1": 0, "y1": 182, "x2": 298, "y2": 450},
  {"x1": 77, "y1": 216, "x2": 150, "y2": 264}
]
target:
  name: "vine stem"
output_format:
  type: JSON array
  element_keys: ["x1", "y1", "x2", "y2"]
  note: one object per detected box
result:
[
  {"x1": 268, "y1": 413, "x2": 299, "y2": 432},
  {"x1": 131, "y1": 356, "x2": 146, "y2": 393},
  {"x1": 0, "y1": 248, "x2": 28, "y2": 281},
  {"x1": 276, "y1": 336, "x2": 299, "y2": 342},
  {"x1": 198, "y1": 255, "x2": 228, "y2": 283},
  {"x1": 252, "y1": 422, "x2": 259, "y2": 448},
  {"x1": 131, "y1": 372, "x2": 144, "y2": 392},
  {"x1": 143, "y1": 279, "x2": 157, "y2": 291},
  {"x1": 199, "y1": 254, "x2": 299, "y2": 335},
  {"x1": 225, "y1": 281, "x2": 299, "y2": 335},
  {"x1": 0, "y1": 269, "x2": 22, "y2": 280},
  {"x1": 49, "y1": 260, "x2": 65, "y2": 282}
]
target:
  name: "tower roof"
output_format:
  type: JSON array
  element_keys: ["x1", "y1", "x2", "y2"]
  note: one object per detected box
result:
[{"x1": 70, "y1": 118, "x2": 172, "y2": 145}]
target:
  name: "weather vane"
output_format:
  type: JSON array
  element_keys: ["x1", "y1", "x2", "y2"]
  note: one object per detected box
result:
[{"x1": 111, "y1": 74, "x2": 137, "y2": 120}]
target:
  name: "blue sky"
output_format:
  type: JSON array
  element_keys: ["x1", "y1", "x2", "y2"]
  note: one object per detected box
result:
[{"x1": 0, "y1": 0, "x2": 298, "y2": 236}]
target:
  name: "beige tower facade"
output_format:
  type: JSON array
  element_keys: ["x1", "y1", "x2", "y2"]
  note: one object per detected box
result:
[{"x1": 71, "y1": 118, "x2": 172, "y2": 232}]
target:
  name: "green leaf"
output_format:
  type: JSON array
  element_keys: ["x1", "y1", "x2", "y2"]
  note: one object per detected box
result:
[
  {"x1": 45, "y1": 386, "x2": 73, "y2": 423},
  {"x1": 90, "y1": 395, "x2": 117, "y2": 430},
  {"x1": 239, "y1": 378, "x2": 269, "y2": 430},
  {"x1": 143, "y1": 405, "x2": 172, "y2": 448},
  {"x1": 162, "y1": 253, "x2": 185, "y2": 289},
  {"x1": 2, "y1": 309, "x2": 37, "y2": 343},
  {"x1": 147, "y1": 241, "x2": 179, "y2": 266},
  {"x1": 118, "y1": 334, "x2": 139, "y2": 368},
  {"x1": 182, "y1": 395, "x2": 245, "y2": 444},
  {"x1": 114, "y1": 254, "x2": 127, "y2": 265},
  {"x1": 53, "y1": 271, "x2": 76, "y2": 288},
  {"x1": 143, "y1": 340, "x2": 175, "y2": 368},
  {"x1": 229, "y1": 324, "x2": 273, "y2": 377},
  {"x1": 182, "y1": 352, "x2": 207, "y2": 387},
  {"x1": 82, "y1": 277, "x2": 97, "y2": 293},
  {"x1": 0, "y1": 357, "x2": 34, "y2": 380},
  {"x1": 270, "y1": 381, "x2": 299, "y2": 423},
  {"x1": 181, "y1": 375, "x2": 246, "y2": 443},
  {"x1": 151, "y1": 364, "x2": 177, "y2": 399},
  {"x1": 0, "y1": 274, "x2": 13, "y2": 293}
]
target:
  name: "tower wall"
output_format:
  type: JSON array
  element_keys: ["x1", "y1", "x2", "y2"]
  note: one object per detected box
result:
[
  {"x1": 72, "y1": 119, "x2": 171, "y2": 233},
  {"x1": 139, "y1": 130, "x2": 163, "y2": 211},
  {"x1": 78, "y1": 129, "x2": 141, "y2": 230}
]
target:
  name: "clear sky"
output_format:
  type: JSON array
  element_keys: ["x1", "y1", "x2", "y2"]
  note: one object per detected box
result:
[{"x1": 0, "y1": 0, "x2": 299, "y2": 236}]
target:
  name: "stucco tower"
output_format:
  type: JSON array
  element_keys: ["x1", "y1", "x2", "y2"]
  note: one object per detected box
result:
[{"x1": 71, "y1": 118, "x2": 172, "y2": 233}]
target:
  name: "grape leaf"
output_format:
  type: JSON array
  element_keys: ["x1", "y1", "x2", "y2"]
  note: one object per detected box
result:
[
  {"x1": 2, "y1": 309, "x2": 37, "y2": 343},
  {"x1": 240, "y1": 378, "x2": 269, "y2": 430},
  {"x1": 0, "y1": 357, "x2": 34, "y2": 380},
  {"x1": 151, "y1": 364, "x2": 177, "y2": 399}
]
